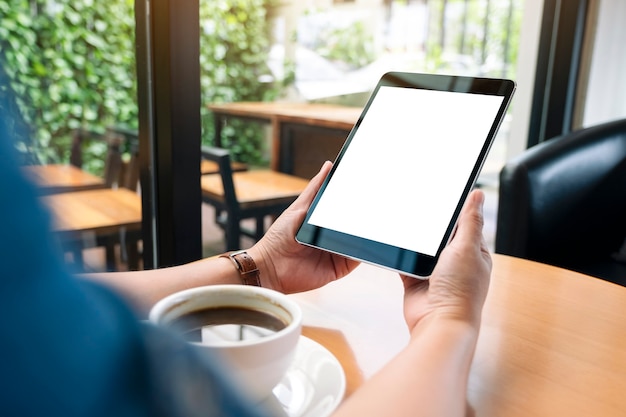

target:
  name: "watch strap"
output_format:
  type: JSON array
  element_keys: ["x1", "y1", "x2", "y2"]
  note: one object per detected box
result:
[{"x1": 219, "y1": 250, "x2": 261, "y2": 287}]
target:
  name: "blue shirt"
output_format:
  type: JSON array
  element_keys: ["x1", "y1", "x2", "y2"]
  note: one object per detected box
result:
[{"x1": 0, "y1": 96, "x2": 269, "y2": 417}]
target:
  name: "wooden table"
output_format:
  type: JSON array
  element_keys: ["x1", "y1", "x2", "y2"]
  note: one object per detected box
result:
[
  {"x1": 22, "y1": 164, "x2": 105, "y2": 194},
  {"x1": 289, "y1": 254, "x2": 626, "y2": 416},
  {"x1": 41, "y1": 188, "x2": 143, "y2": 270},
  {"x1": 41, "y1": 188, "x2": 142, "y2": 238},
  {"x1": 24, "y1": 160, "x2": 237, "y2": 192},
  {"x1": 208, "y1": 102, "x2": 362, "y2": 178}
]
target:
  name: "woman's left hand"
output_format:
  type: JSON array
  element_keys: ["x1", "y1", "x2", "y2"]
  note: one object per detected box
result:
[{"x1": 249, "y1": 161, "x2": 360, "y2": 293}]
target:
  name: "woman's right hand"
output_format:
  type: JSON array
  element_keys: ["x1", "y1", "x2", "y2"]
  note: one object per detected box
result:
[{"x1": 400, "y1": 189, "x2": 492, "y2": 336}]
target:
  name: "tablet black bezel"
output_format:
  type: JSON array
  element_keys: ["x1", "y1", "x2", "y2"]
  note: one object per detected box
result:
[{"x1": 295, "y1": 72, "x2": 516, "y2": 278}]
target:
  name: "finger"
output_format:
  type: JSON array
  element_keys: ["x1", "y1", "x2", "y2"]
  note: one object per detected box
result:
[
  {"x1": 292, "y1": 160, "x2": 333, "y2": 209},
  {"x1": 450, "y1": 189, "x2": 485, "y2": 248}
]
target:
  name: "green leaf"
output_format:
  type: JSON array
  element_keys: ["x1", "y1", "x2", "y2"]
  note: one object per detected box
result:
[{"x1": 84, "y1": 32, "x2": 107, "y2": 49}]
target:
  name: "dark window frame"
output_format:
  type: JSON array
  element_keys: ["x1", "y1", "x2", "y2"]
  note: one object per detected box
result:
[
  {"x1": 528, "y1": 0, "x2": 589, "y2": 146},
  {"x1": 135, "y1": 0, "x2": 202, "y2": 268}
]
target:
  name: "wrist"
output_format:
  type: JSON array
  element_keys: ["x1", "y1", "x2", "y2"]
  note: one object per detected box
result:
[
  {"x1": 246, "y1": 245, "x2": 279, "y2": 291},
  {"x1": 218, "y1": 250, "x2": 261, "y2": 287},
  {"x1": 409, "y1": 314, "x2": 480, "y2": 342}
]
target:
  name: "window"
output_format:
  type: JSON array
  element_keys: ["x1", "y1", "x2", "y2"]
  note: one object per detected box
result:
[
  {"x1": 576, "y1": 0, "x2": 626, "y2": 127},
  {"x1": 269, "y1": 0, "x2": 526, "y2": 179}
]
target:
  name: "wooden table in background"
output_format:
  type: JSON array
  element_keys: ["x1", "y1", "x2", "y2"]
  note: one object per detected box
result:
[
  {"x1": 41, "y1": 188, "x2": 142, "y2": 239},
  {"x1": 290, "y1": 254, "x2": 626, "y2": 416},
  {"x1": 22, "y1": 164, "x2": 105, "y2": 194},
  {"x1": 208, "y1": 102, "x2": 362, "y2": 178},
  {"x1": 41, "y1": 188, "x2": 143, "y2": 270},
  {"x1": 24, "y1": 161, "x2": 240, "y2": 191}
]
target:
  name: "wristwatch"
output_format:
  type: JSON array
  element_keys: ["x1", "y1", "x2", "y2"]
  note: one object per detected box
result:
[{"x1": 219, "y1": 250, "x2": 261, "y2": 287}]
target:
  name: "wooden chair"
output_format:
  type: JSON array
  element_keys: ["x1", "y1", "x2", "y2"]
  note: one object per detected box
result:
[
  {"x1": 110, "y1": 135, "x2": 142, "y2": 269},
  {"x1": 105, "y1": 126, "x2": 140, "y2": 191},
  {"x1": 200, "y1": 146, "x2": 309, "y2": 250},
  {"x1": 105, "y1": 124, "x2": 248, "y2": 176},
  {"x1": 201, "y1": 158, "x2": 248, "y2": 175},
  {"x1": 64, "y1": 128, "x2": 141, "y2": 270},
  {"x1": 70, "y1": 128, "x2": 124, "y2": 188}
]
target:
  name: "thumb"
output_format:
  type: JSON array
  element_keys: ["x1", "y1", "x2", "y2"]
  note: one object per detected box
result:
[{"x1": 449, "y1": 189, "x2": 485, "y2": 249}]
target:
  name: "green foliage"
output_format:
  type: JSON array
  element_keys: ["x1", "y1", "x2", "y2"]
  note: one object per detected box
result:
[
  {"x1": 313, "y1": 21, "x2": 376, "y2": 70},
  {"x1": 0, "y1": 0, "x2": 136, "y2": 164},
  {"x1": 200, "y1": 0, "x2": 283, "y2": 165},
  {"x1": 1, "y1": 0, "x2": 282, "y2": 168}
]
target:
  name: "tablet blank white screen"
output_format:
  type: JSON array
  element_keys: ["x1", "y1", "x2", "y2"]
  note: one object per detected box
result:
[{"x1": 308, "y1": 86, "x2": 504, "y2": 256}]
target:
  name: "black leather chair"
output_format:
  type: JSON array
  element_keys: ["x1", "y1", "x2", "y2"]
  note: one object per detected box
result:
[{"x1": 496, "y1": 118, "x2": 626, "y2": 286}]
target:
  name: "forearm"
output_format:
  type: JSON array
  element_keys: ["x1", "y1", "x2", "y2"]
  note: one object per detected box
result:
[
  {"x1": 80, "y1": 251, "x2": 264, "y2": 317},
  {"x1": 333, "y1": 319, "x2": 479, "y2": 417}
]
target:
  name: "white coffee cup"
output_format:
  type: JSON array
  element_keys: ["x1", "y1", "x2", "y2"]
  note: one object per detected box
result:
[{"x1": 148, "y1": 285, "x2": 302, "y2": 402}]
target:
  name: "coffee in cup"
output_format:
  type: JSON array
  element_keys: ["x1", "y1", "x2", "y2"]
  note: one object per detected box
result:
[{"x1": 148, "y1": 285, "x2": 302, "y2": 402}]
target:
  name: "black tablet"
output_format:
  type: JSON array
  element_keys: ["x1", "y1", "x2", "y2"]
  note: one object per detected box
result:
[{"x1": 295, "y1": 72, "x2": 515, "y2": 278}]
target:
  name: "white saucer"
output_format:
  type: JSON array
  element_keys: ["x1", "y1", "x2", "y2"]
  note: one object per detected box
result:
[{"x1": 262, "y1": 336, "x2": 346, "y2": 417}]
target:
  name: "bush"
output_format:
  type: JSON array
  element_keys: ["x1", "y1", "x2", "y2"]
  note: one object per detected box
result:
[
  {"x1": 200, "y1": 0, "x2": 283, "y2": 165},
  {"x1": 0, "y1": 0, "x2": 136, "y2": 165},
  {"x1": 0, "y1": 0, "x2": 283, "y2": 169}
]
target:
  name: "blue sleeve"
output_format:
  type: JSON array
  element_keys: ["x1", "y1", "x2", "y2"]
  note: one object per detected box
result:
[{"x1": 0, "y1": 101, "x2": 270, "y2": 417}]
